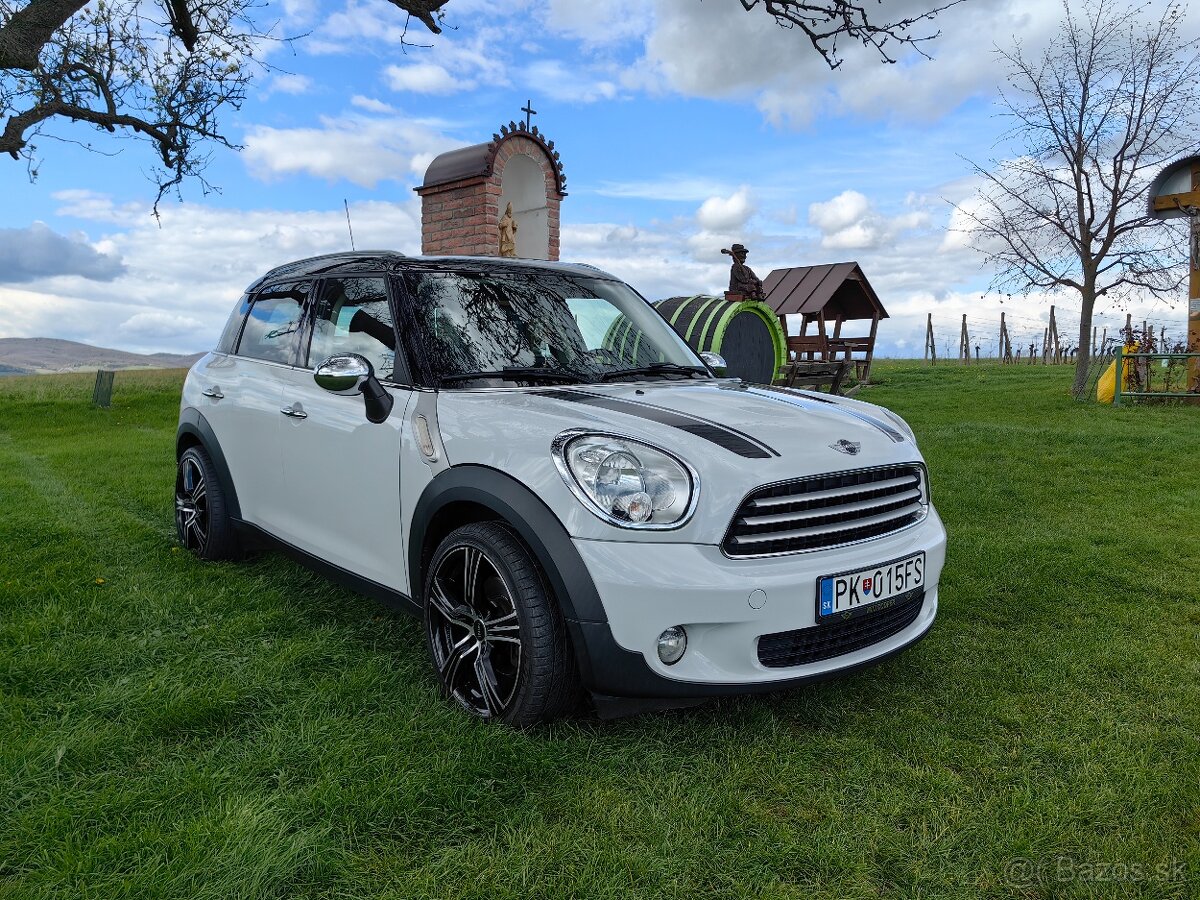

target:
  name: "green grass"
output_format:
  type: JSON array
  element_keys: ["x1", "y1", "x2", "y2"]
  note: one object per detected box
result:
[{"x1": 1, "y1": 363, "x2": 1197, "y2": 899}]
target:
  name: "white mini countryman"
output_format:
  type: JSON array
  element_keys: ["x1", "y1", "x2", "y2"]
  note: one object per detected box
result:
[{"x1": 177, "y1": 252, "x2": 946, "y2": 724}]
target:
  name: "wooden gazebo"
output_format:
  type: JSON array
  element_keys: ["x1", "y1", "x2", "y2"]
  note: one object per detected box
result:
[{"x1": 763, "y1": 262, "x2": 888, "y2": 383}]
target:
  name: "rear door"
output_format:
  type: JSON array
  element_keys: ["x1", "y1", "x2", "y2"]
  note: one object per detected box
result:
[
  {"x1": 274, "y1": 274, "x2": 413, "y2": 591},
  {"x1": 195, "y1": 281, "x2": 310, "y2": 530}
]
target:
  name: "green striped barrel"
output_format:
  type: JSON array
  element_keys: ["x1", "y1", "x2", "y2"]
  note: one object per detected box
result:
[{"x1": 655, "y1": 295, "x2": 787, "y2": 384}]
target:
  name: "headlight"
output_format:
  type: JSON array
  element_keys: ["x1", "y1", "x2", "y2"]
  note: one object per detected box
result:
[{"x1": 552, "y1": 431, "x2": 697, "y2": 529}]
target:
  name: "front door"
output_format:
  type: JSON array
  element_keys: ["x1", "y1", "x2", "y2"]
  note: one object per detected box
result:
[{"x1": 274, "y1": 275, "x2": 412, "y2": 592}]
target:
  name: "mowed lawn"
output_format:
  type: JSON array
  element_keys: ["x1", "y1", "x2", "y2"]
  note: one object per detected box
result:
[{"x1": 0, "y1": 363, "x2": 1197, "y2": 899}]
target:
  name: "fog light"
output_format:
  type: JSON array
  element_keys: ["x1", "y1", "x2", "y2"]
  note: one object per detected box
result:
[{"x1": 657, "y1": 625, "x2": 687, "y2": 665}]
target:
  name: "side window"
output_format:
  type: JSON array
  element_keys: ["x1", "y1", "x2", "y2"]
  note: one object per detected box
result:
[
  {"x1": 236, "y1": 281, "x2": 309, "y2": 364},
  {"x1": 215, "y1": 293, "x2": 251, "y2": 354},
  {"x1": 307, "y1": 277, "x2": 398, "y2": 380}
]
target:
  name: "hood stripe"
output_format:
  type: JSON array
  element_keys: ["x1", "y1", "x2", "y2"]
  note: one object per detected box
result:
[
  {"x1": 531, "y1": 389, "x2": 778, "y2": 459},
  {"x1": 749, "y1": 385, "x2": 906, "y2": 443}
]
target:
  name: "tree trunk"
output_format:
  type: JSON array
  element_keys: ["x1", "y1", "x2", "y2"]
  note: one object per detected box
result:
[{"x1": 1071, "y1": 286, "x2": 1095, "y2": 397}]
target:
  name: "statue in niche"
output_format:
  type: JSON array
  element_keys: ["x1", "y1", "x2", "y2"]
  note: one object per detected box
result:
[
  {"x1": 498, "y1": 202, "x2": 518, "y2": 258},
  {"x1": 722, "y1": 243, "x2": 764, "y2": 299}
]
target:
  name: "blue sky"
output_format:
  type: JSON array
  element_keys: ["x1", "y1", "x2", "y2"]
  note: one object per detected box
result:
[{"x1": 0, "y1": 0, "x2": 1192, "y2": 357}]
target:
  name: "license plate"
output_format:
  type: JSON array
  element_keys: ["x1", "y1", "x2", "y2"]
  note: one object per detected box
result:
[{"x1": 817, "y1": 551, "x2": 925, "y2": 622}]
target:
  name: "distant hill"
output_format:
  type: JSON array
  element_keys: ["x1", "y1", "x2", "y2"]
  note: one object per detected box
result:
[{"x1": 0, "y1": 338, "x2": 205, "y2": 375}]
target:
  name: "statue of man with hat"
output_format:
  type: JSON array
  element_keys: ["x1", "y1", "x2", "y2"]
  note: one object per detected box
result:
[{"x1": 722, "y1": 243, "x2": 764, "y2": 300}]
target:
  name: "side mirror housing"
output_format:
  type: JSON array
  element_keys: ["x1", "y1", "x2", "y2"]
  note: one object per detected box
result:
[
  {"x1": 314, "y1": 354, "x2": 394, "y2": 423},
  {"x1": 699, "y1": 351, "x2": 728, "y2": 377}
]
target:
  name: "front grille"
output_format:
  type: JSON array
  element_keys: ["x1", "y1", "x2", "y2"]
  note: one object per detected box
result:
[
  {"x1": 722, "y1": 465, "x2": 927, "y2": 557},
  {"x1": 757, "y1": 589, "x2": 925, "y2": 668}
]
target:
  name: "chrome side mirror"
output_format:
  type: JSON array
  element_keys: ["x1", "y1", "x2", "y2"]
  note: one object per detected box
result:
[
  {"x1": 315, "y1": 354, "x2": 372, "y2": 395},
  {"x1": 314, "y1": 353, "x2": 394, "y2": 424},
  {"x1": 699, "y1": 351, "x2": 728, "y2": 376}
]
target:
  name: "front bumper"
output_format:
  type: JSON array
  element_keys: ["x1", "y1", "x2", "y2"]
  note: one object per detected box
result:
[{"x1": 570, "y1": 507, "x2": 946, "y2": 698}]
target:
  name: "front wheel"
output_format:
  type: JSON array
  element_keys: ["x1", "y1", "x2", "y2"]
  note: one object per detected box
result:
[{"x1": 423, "y1": 522, "x2": 579, "y2": 726}]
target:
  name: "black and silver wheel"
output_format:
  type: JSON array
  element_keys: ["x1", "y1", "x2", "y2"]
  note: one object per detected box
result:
[
  {"x1": 423, "y1": 522, "x2": 579, "y2": 726},
  {"x1": 174, "y1": 446, "x2": 238, "y2": 561}
]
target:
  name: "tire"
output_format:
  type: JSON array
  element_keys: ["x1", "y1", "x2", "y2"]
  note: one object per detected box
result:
[
  {"x1": 423, "y1": 522, "x2": 580, "y2": 726},
  {"x1": 175, "y1": 445, "x2": 239, "y2": 561}
]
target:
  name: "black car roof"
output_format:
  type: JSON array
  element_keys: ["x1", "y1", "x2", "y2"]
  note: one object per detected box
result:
[{"x1": 250, "y1": 251, "x2": 619, "y2": 290}]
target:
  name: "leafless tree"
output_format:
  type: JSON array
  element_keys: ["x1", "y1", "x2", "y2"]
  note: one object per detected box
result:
[
  {"x1": 960, "y1": 0, "x2": 1200, "y2": 395},
  {"x1": 1, "y1": 0, "x2": 961, "y2": 207}
]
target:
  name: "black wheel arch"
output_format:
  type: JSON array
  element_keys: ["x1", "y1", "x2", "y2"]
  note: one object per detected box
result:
[
  {"x1": 176, "y1": 407, "x2": 242, "y2": 521},
  {"x1": 410, "y1": 465, "x2": 612, "y2": 689}
]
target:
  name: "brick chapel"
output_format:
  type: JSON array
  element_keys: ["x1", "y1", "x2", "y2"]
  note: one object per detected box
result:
[{"x1": 414, "y1": 117, "x2": 567, "y2": 260}]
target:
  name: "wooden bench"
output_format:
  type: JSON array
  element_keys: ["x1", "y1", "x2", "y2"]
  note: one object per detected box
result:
[{"x1": 776, "y1": 360, "x2": 849, "y2": 395}]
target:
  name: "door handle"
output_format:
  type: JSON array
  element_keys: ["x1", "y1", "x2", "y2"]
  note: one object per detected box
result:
[
  {"x1": 202, "y1": 387, "x2": 224, "y2": 399},
  {"x1": 280, "y1": 405, "x2": 308, "y2": 419}
]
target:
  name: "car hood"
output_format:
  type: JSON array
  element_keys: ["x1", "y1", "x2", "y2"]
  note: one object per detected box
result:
[{"x1": 434, "y1": 380, "x2": 925, "y2": 543}]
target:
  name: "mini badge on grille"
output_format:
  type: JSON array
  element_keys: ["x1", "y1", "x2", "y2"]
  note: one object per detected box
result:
[{"x1": 830, "y1": 439, "x2": 861, "y2": 455}]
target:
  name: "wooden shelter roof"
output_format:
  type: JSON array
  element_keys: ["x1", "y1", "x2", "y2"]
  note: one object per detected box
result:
[{"x1": 763, "y1": 262, "x2": 887, "y2": 320}]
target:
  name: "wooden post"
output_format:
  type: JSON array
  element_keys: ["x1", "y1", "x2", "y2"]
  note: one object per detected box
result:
[
  {"x1": 925, "y1": 313, "x2": 936, "y2": 365},
  {"x1": 1101, "y1": 326, "x2": 1107, "y2": 351},
  {"x1": 92, "y1": 370, "x2": 115, "y2": 408},
  {"x1": 999, "y1": 314, "x2": 1007, "y2": 363},
  {"x1": 1190, "y1": 162, "x2": 1200, "y2": 390},
  {"x1": 1114, "y1": 348, "x2": 1124, "y2": 406},
  {"x1": 1042, "y1": 327, "x2": 1049, "y2": 364},
  {"x1": 861, "y1": 314, "x2": 879, "y2": 383},
  {"x1": 1092, "y1": 325, "x2": 1097, "y2": 356},
  {"x1": 1049, "y1": 306, "x2": 1060, "y2": 363},
  {"x1": 959, "y1": 314, "x2": 970, "y2": 364},
  {"x1": 975, "y1": 345, "x2": 981, "y2": 363},
  {"x1": 1124, "y1": 313, "x2": 1133, "y2": 342}
]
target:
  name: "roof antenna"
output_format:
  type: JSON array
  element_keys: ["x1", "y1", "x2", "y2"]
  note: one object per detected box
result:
[{"x1": 343, "y1": 199, "x2": 356, "y2": 251}]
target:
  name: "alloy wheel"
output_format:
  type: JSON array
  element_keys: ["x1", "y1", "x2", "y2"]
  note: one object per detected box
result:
[
  {"x1": 426, "y1": 544, "x2": 523, "y2": 718},
  {"x1": 175, "y1": 455, "x2": 209, "y2": 551}
]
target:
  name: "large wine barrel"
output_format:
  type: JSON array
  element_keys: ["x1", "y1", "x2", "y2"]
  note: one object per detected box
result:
[{"x1": 655, "y1": 295, "x2": 787, "y2": 384}]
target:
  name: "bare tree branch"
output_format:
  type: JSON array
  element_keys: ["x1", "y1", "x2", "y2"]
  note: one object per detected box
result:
[{"x1": 738, "y1": 0, "x2": 967, "y2": 68}]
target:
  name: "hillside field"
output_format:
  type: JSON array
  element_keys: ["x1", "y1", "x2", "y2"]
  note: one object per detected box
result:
[{"x1": 0, "y1": 364, "x2": 1197, "y2": 899}]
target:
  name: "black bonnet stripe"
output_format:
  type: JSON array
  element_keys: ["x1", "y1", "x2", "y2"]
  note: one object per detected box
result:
[
  {"x1": 750, "y1": 385, "x2": 905, "y2": 443},
  {"x1": 531, "y1": 390, "x2": 777, "y2": 459}
]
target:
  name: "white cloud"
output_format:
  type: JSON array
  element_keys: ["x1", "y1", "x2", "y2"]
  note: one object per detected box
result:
[
  {"x1": 808, "y1": 190, "x2": 931, "y2": 250},
  {"x1": 519, "y1": 60, "x2": 618, "y2": 103},
  {"x1": 266, "y1": 73, "x2": 313, "y2": 95},
  {"x1": 350, "y1": 95, "x2": 397, "y2": 114},
  {"x1": 243, "y1": 112, "x2": 459, "y2": 186},
  {"x1": 696, "y1": 186, "x2": 755, "y2": 231},
  {"x1": 119, "y1": 311, "x2": 205, "y2": 339},
  {"x1": 0, "y1": 197, "x2": 421, "y2": 354},
  {"x1": 595, "y1": 176, "x2": 732, "y2": 203},
  {"x1": 543, "y1": 0, "x2": 652, "y2": 45},
  {"x1": 384, "y1": 62, "x2": 463, "y2": 94},
  {"x1": 639, "y1": 0, "x2": 1078, "y2": 126}
]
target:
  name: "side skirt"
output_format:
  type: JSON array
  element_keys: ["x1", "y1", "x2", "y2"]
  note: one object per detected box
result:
[{"x1": 233, "y1": 520, "x2": 420, "y2": 616}]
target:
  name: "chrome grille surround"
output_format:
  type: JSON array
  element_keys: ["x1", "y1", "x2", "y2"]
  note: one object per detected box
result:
[{"x1": 722, "y1": 464, "x2": 929, "y2": 558}]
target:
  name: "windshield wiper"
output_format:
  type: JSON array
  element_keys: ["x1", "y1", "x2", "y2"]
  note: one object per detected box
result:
[
  {"x1": 439, "y1": 366, "x2": 587, "y2": 386},
  {"x1": 598, "y1": 363, "x2": 709, "y2": 382}
]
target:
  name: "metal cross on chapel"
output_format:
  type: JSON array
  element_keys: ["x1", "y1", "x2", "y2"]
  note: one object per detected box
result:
[{"x1": 521, "y1": 100, "x2": 537, "y2": 130}]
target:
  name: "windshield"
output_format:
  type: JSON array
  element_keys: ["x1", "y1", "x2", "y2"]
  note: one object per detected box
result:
[{"x1": 403, "y1": 271, "x2": 707, "y2": 386}]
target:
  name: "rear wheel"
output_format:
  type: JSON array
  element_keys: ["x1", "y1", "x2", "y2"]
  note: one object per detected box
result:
[
  {"x1": 424, "y1": 522, "x2": 579, "y2": 726},
  {"x1": 175, "y1": 446, "x2": 239, "y2": 561}
]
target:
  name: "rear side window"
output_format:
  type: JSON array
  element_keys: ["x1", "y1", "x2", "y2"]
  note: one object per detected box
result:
[
  {"x1": 236, "y1": 281, "x2": 309, "y2": 364},
  {"x1": 215, "y1": 293, "x2": 251, "y2": 354}
]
